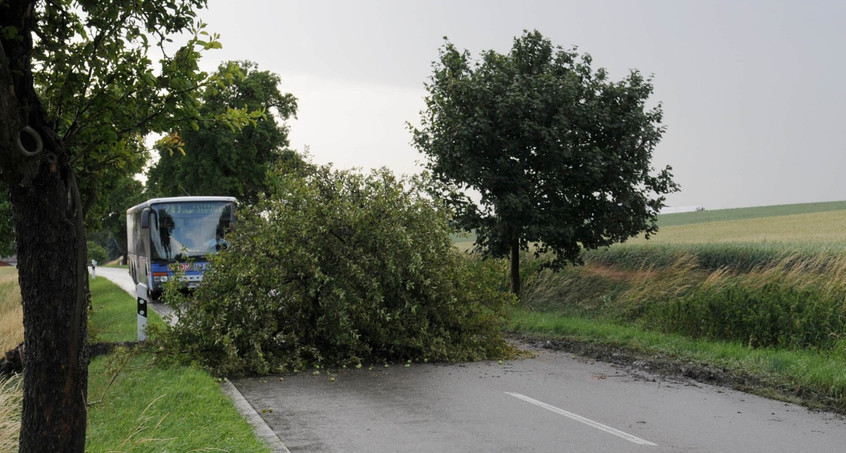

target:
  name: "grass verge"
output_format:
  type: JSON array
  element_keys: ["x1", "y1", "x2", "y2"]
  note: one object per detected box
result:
[
  {"x1": 509, "y1": 308, "x2": 846, "y2": 414},
  {"x1": 87, "y1": 352, "x2": 268, "y2": 452},
  {"x1": 88, "y1": 276, "x2": 166, "y2": 343},
  {"x1": 0, "y1": 272, "x2": 270, "y2": 452},
  {"x1": 85, "y1": 276, "x2": 271, "y2": 452}
]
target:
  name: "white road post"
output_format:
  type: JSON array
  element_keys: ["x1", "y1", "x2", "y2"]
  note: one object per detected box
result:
[
  {"x1": 137, "y1": 298, "x2": 147, "y2": 341},
  {"x1": 136, "y1": 283, "x2": 148, "y2": 341}
]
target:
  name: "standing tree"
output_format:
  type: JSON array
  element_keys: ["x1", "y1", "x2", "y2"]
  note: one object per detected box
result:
[
  {"x1": 411, "y1": 31, "x2": 679, "y2": 296},
  {"x1": 0, "y1": 1, "x2": 253, "y2": 450},
  {"x1": 89, "y1": 174, "x2": 146, "y2": 265},
  {"x1": 0, "y1": 186, "x2": 13, "y2": 256},
  {"x1": 147, "y1": 60, "x2": 298, "y2": 203},
  {"x1": 83, "y1": 136, "x2": 148, "y2": 265}
]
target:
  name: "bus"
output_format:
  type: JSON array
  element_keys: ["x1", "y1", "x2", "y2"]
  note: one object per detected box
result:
[{"x1": 127, "y1": 196, "x2": 236, "y2": 302}]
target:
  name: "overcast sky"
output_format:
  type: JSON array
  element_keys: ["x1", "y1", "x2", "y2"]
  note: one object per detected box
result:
[{"x1": 194, "y1": 0, "x2": 846, "y2": 210}]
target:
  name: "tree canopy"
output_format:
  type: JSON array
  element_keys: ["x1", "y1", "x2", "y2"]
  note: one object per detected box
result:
[
  {"x1": 147, "y1": 60, "x2": 298, "y2": 203},
  {"x1": 411, "y1": 30, "x2": 679, "y2": 295}
]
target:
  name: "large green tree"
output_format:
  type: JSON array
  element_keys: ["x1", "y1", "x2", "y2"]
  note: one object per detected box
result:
[
  {"x1": 411, "y1": 31, "x2": 679, "y2": 296},
  {"x1": 147, "y1": 60, "x2": 297, "y2": 203},
  {"x1": 82, "y1": 135, "x2": 147, "y2": 265},
  {"x1": 89, "y1": 174, "x2": 146, "y2": 264},
  {"x1": 0, "y1": 1, "x2": 250, "y2": 450}
]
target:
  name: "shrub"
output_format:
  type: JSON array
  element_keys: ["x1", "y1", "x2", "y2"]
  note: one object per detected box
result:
[
  {"x1": 87, "y1": 241, "x2": 109, "y2": 265},
  {"x1": 160, "y1": 164, "x2": 515, "y2": 375}
]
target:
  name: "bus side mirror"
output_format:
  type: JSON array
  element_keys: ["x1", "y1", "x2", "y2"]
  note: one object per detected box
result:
[{"x1": 140, "y1": 208, "x2": 151, "y2": 229}]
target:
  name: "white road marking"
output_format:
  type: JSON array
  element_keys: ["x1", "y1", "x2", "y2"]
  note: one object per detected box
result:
[{"x1": 505, "y1": 392, "x2": 657, "y2": 446}]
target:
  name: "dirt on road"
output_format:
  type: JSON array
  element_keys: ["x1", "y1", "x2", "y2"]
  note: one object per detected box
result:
[{"x1": 515, "y1": 333, "x2": 846, "y2": 416}]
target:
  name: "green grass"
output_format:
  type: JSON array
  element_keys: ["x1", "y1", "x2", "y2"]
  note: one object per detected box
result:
[
  {"x1": 87, "y1": 352, "x2": 269, "y2": 452},
  {"x1": 81, "y1": 277, "x2": 270, "y2": 452},
  {"x1": 88, "y1": 276, "x2": 167, "y2": 343}
]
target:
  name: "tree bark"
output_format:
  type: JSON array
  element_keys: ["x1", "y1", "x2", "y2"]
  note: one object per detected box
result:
[
  {"x1": 12, "y1": 160, "x2": 89, "y2": 453},
  {"x1": 509, "y1": 238, "x2": 521, "y2": 297},
  {"x1": 1, "y1": 1, "x2": 90, "y2": 451}
]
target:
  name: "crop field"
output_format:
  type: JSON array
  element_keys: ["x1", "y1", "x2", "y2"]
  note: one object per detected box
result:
[
  {"x1": 636, "y1": 209, "x2": 846, "y2": 245},
  {"x1": 452, "y1": 201, "x2": 846, "y2": 250},
  {"x1": 656, "y1": 200, "x2": 846, "y2": 228},
  {"x1": 636, "y1": 201, "x2": 846, "y2": 246}
]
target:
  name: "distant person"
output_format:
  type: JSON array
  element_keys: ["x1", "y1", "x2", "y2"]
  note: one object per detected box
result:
[{"x1": 90, "y1": 259, "x2": 97, "y2": 279}]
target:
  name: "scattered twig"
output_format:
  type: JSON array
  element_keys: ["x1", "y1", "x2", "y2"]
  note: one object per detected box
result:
[{"x1": 87, "y1": 345, "x2": 136, "y2": 407}]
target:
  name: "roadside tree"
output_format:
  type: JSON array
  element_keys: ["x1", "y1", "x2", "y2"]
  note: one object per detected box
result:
[
  {"x1": 89, "y1": 175, "x2": 146, "y2": 265},
  {"x1": 0, "y1": 191, "x2": 12, "y2": 256},
  {"x1": 411, "y1": 30, "x2": 679, "y2": 296},
  {"x1": 147, "y1": 60, "x2": 298, "y2": 203},
  {"x1": 0, "y1": 1, "x2": 254, "y2": 450}
]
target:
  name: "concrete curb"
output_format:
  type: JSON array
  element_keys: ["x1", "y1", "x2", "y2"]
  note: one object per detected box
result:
[{"x1": 221, "y1": 380, "x2": 290, "y2": 453}]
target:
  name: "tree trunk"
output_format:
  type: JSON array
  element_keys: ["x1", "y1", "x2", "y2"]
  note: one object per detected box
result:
[
  {"x1": 1, "y1": 2, "x2": 90, "y2": 451},
  {"x1": 12, "y1": 166, "x2": 90, "y2": 453},
  {"x1": 509, "y1": 238, "x2": 521, "y2": 297}
]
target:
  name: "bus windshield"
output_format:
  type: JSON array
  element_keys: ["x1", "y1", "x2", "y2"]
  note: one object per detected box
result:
[{"x1": 149, "y1": 200, "x2": 234, "y2": 262}]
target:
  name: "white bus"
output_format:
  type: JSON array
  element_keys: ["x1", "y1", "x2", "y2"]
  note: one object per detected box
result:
[{"x1": 127, "y1": 196, "x2": 236, "y2": 301}]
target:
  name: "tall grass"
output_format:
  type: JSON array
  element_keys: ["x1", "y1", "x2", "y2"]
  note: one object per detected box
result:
[
  {"x1": 0, "y1": 267, "x2": 23, "y2": 353},
  {"x1": 0, "y1": 375, "x2": 22, "y2": 452},
  {"x1": 583, "y1": 241, "x2": 846, "y2": 272},
  {"x1": 0, "y1": 267, "x2": 22, "y2": 451},
  {"x1": 512, "y1": 203, "x2": 846, "y2": 410},
  {"x1": 522, "y1": 248, "x2": 846, "y2": 352},
  {"x1": 646, "y1": 255, "x2": 846, "y2": 350}
]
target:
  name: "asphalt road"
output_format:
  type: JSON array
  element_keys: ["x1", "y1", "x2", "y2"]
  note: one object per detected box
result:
[
  {"x1": 97, "y1": 267, "x2": 846, "y2": 452},
  {"x1": 234, "y1": 348, "x2": 846, "y2": 453}
]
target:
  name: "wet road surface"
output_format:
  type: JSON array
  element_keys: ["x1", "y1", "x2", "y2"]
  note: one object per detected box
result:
[{"x1": 234, "y1": 345, "x2": 846, "y2": 452}]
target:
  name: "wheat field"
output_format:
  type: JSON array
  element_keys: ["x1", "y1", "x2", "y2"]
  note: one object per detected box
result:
[
  {"x1": 632, "y1": 209, "x2": 846, "y2": 245},
  {"x1": 0, "y1": 267, "x2": 23, "y2": 353}
]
